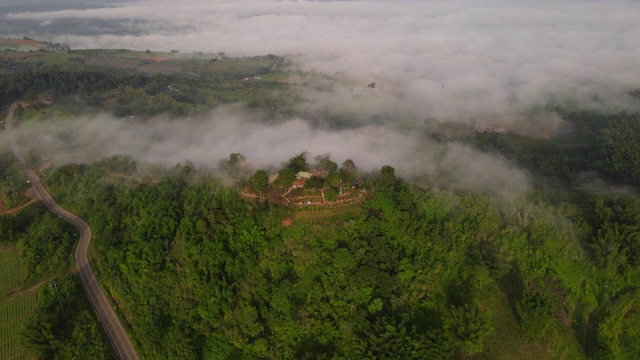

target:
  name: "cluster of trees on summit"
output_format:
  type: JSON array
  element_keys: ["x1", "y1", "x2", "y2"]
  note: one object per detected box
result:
[{"x1": 242, "y1": 152, "x2": 364, "y2": 200}]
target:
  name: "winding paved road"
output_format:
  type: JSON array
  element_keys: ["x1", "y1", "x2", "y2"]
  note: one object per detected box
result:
[{"x1": 4, "y1": 103, "x2": 140, "y2": 360}]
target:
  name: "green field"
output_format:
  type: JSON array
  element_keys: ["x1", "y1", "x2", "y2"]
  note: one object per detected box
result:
[
  {"x1": 0, "y1": 291, "x2": 37, "y2": 360},
  {"x1": 479, "y1": 288, "x2": 551, "y2": 360},
  {"x1": 0, "y1": 250, "x2": 21, "y2": 297}
]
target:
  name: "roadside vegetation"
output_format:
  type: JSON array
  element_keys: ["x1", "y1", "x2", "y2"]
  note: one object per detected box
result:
[
  {"x1": 0, "y1": 161, "x2": 109, "y2": 359},
  {"x1": 0, "y1": 154, "x2": 30, "y2": 210},
  {"x1": 21, "y1": 274, "x2": 110, "y2": 359}
]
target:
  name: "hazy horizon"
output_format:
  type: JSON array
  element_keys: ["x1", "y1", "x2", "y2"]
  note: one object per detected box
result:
[
  {"x1": 2, "y1": 0, "x2": 639, "y2": 196},
  {"x1": 3, "y1": 0, "x2": 639, "y2": 118}
]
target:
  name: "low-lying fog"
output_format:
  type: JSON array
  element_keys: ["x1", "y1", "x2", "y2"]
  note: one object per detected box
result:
[
  {"x1": 2, "y1": 107, "x2": 529, "y2": 196},
  {"x1": 2, "y1": 0, "x2": 640, "y2": 196}
]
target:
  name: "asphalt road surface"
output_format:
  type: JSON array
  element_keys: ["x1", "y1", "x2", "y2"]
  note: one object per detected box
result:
[{"x1": 4, "y1": 103, "x2": 140, "y2": 360}]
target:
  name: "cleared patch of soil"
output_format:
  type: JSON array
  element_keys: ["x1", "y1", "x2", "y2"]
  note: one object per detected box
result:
[{"x1": 5, "y1": 39, "x2": 46, "y2": 47}]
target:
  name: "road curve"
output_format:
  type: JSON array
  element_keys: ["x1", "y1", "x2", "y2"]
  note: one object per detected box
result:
[{"x1": 4, "y1": 103, "x2": 140, "y2": 360}]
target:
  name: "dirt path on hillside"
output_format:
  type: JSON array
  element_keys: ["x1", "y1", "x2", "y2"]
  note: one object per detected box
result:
[
  {"x1": 0, "y1": 268, "x2": 78, "y2": 307},
  {"x1": 0, "y1": 198, "x2": 38, "y2": 215},
  {"x1": 0, "y1": 188, "x2": 40, "y2": 215}
]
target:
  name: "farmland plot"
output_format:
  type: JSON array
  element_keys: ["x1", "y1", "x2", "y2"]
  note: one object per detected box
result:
[
  {"x1": 0, "y1": 291, "x2": 37, "y2": 360},
  {"x1": 0, "y1": 250, "x2": 20, "y2": 297}
]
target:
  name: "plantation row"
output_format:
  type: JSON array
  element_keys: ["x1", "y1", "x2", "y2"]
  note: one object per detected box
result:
[
  {"x1": 0, "y1": 250, "x2": 21, "y2": 297},
  {"x1": 0, "y1": 291, "x2": 37, "y2": 360}
]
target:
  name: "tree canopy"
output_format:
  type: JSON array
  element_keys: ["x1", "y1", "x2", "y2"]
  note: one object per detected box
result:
[
  {"x1": 287, "y1": 152, "x2": 309, "y2": 173},
  {"x1": 30, "y1": 156, "x2": 635, "y2": 359},
  {"x1": 251, "y1": 169, "x2": 269, "y2": 197},
  {"x1": 277, "y1": 167, "x2": 296, "y2": 189}
]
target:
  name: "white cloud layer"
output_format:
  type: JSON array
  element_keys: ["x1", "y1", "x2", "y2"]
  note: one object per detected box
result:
[
  {"x1": 4, "y1": 0, "x2": 640, "y2": 120},
  {"x1": 3, "y1": 1, "x2": 640, "y2": 196},
  {"x1": 0, "y1": 108, "x2": 529, "y2": 196}
]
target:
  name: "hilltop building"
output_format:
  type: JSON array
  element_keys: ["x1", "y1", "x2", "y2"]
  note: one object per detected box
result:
[{"x1": 295, "y1": 172, "x2": 312, "y2": 180}]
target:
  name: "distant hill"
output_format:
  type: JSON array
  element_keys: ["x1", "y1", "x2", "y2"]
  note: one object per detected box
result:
[{"x1": 0, "y1": 37, "x2": 68, "y2": 52}]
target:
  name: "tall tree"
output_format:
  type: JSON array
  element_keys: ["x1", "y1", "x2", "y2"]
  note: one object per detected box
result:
[
  {"x1": 380, "y1": 165, "x2": 396, "y2": 187},
  {"x1": 251, "y1": 170, "x2": 269, "y2": 198},
  {"x1": 326, "y1": 171, "x2": 342, "y2": 193},
  {"x1": 288, "y1": 152, "x2": 309, "y2": 173},
  {"x1": 277, "y1": 168, "x2": 296, "y2": 189},
  {"x1": 340, "y1": 159, "x2": 358, "y2": 186},
  {"x1": 219, "y1": 153, "x2": 250, "y2": 180},
  {"x1": 314, "y1": 154, "x2": 338, "y2": 172}
]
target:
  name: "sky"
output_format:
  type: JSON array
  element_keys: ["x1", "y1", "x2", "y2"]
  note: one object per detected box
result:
[{"x1": 2, "y1": 0, "x2": 639, "y2": 195}]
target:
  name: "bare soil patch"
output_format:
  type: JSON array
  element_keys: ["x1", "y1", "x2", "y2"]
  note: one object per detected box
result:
[
  {"x1": 5, "y1": 39, "x2": 46, "y2": 47},
  {"x1": 0, "y1": 199, "x2": 37, "y2": 216}
]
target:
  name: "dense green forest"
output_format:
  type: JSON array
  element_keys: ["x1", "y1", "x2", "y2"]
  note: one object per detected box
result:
[
  {"x1": 27, "y1": 151, "x2": 637, "y2": 359},
  {"x1": 473, "y1": 110, "x2": 640, "y2": 189},
  {"x1": 2, "y1": 47, "x2": 640, "y2": 359},
  {"x1": 0, "y1": 152, "x2": 31, "y2": 209},
  {"x1": 0, "y1": 199, "x2": 108, "y2": 359},
  {"x1": 21, "y1": 274, "x2": 111, "y2": 359}
]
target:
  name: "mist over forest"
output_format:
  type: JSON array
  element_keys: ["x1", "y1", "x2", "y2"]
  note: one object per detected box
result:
[
  {"x1": 2, "y1": 2, "x2": 640, "y2": 360},
  {"x1": 2, "y1": 0, "x2": 639, "y2": 195}
]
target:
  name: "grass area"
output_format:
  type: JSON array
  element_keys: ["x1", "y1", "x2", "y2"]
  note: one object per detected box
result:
[
  {"x1": 0, "y1": 39, "x2": 50, "y2": 53},
  {"x1": 255, "y1": 72, "x2": 291, "y2": 82},
  {"x1": 477, "y1": 286, "x2": 551, "y2": 360},
  {"x1": 548, "y1": 131, "x2": 596, "y2": 146},
  {"x1": 84, "y1": 57, "x2": 141, "y2": 70},
  {"x1": 62, "y1": 51, "x2": 281, "y2": 79},
  {"x1": 18, "y1": 98, "x2": 92, "y2": 122},
  {"x1": 0, "y1": 291, "x2": 38, "y2": 360},
  {"x1": 0, "y1": 249, "x2": 21, "y2": 298},
  {"x1": 366, "y1": 190, "x2": 396, "y2": 213},
  {"x1": 501, "y1": 135, "x2": 561, "y2": 156},
  {"x1": 295, "y1": 202, "x2": 362, "y2": 223},
  {"x1": 206, "y1": 56, "x2": 277, "y2": 76},
  {"x1": 114, "y1": 50, "x2": 167, "y2": 59},
  {"x1": 20, "y1": 53, "x2": 77, "y2": 66},
  {"x1": 39, "y1": 99, "x2": 90, "y2": 119}
]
